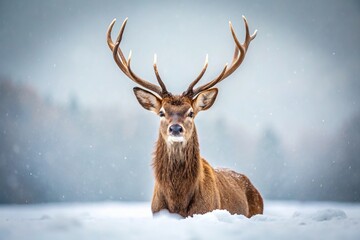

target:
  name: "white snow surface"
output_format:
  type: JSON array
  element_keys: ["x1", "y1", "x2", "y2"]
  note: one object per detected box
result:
[{"x1": 0, "y1": 200, "x2": 359, "y2": 240}]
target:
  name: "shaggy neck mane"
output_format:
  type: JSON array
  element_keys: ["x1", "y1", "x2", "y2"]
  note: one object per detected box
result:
[{"x1": 153, "y1": 127, "x2": 201, "y2": 186}]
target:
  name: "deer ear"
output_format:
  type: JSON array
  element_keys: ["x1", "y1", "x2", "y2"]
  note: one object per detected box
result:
[
  {"x1": 192, "y1": 88, "x2": 218, "y2": 113},
  {"x1": 133, "y1": 87, "x2": 162, "y2": 113}
]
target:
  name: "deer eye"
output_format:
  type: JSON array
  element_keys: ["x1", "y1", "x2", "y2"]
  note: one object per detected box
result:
[
  {"x1": 188, "y1": 111, "x2": 194, "y2": 118},
  {"x1": 159, "y1": 111, "x2": 165, "y2": 117}
]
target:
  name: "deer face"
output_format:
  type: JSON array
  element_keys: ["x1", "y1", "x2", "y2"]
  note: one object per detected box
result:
[
  {"x1": 133, "y1": 87, "x2": 218, "y2": 144},
  {"x1": 107, "y1": 17, "x2": 256, "y2": 143}
]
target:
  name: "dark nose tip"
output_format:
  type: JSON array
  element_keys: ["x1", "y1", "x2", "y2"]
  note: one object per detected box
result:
[{"x1": 169, "y1": 124, "x2": 183, "y2": 136}]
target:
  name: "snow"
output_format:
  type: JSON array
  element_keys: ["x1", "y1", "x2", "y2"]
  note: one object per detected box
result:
[{"x1": 0, "y1": 201, "x2": 359, "y2": 240}]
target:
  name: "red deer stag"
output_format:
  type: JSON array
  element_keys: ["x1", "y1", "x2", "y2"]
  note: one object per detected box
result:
[{"x1": 106, "y1": 16, "x2": 263, "y2": 217}]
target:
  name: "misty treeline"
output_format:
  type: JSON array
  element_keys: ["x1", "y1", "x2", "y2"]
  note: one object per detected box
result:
[{"x1": 1, "y1": 80, "x2": 359, "y2": 203}]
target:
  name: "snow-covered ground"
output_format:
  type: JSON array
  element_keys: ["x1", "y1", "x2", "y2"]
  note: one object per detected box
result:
[{"x1": 0, "y1": 200, "x2": 359, "y2": 240}]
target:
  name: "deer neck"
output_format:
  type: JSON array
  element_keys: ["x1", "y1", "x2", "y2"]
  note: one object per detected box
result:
[{"x1": 153, "y1": 127, "x2": 201, "y2": 185}]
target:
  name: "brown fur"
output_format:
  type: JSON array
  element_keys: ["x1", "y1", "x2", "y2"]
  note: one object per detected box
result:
[
  {"x1": 132, "y1": 90, "x2": 263, "y2": 218},
  {"x1": 147, "y1": 95, "x2": 263, "y2": 217},
  {"x1": 107, "y1": 15, "x2": 262, "y2": 218},
  {"x1": 151, "y1": 125, "x2": 263, "y2": 217}
]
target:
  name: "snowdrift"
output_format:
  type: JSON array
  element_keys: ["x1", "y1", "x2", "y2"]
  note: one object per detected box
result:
[{"x1": 0, "y1": 201, "x2": 359, "y2": 239}]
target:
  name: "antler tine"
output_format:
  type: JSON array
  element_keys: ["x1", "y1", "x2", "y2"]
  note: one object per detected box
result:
[
  {"x1": 107, "y1": 18, "x2": 117, "y2": 50},
  {"x1": 153, "y1": 54, "x2": 169, "y2": 96},
  {"x1": 108, "y1": 18, "x2": 131, "y2": 65},
  {"x1": 125, "y1": 50, "x2": 163, "y2": 95},
  {"x1": 185, "y1": 16, "x2": 257, "y2": 98},
  {"x1": 222, "y1": 15, "x2": 257, "y2": 79},
  {"x1": 183, "y1": 54, "x2": 208, "y2": 96},
  {"x1": 107, "y1": 18, "x2": 168, "y2": 98},
  {"x1": 108, "y1": 18, "x2": 131, "y2": 78},
  {"x1": 192, "y1": 63, "x2": 228, "y2": 96}
]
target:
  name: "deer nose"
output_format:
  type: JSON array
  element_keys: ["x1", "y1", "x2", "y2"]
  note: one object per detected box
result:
[{"x1": 169, "y1": 124, "x2": 183, "y2": 136}]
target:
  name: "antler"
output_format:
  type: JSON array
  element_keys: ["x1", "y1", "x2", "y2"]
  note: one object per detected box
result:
[
  {"x1": 183, "y1": 16, "x2": 257, "y2": 98},
  {"x1": 107, "y1": 18, "x2": 169, "y2": 98}
]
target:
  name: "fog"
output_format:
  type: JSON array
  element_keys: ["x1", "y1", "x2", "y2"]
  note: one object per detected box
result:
[{"x1": 0, "y1": 0, "x2": 359, "y2": 203}]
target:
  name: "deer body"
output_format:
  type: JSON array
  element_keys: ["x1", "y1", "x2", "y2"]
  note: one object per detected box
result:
[
  {"x1": 152, "y1": 131, "x2": 263, "y2": 217},
  {"x1": 107, "y1": 16, "x2": 263, "y2": 217},
  {"x1": 150, "y1": 97, "x2": 263, "y2": 217}
]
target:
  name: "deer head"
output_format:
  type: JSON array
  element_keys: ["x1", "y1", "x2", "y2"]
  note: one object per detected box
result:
[{"x1": 106, "y1": 17, "x2": 257, "y2": 145}]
